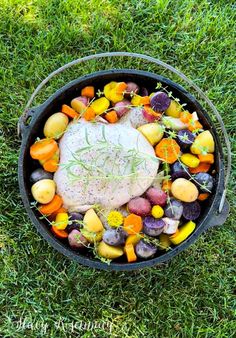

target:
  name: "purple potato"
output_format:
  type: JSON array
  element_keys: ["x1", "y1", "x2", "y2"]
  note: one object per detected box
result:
[
  {"x1": 67, "y1": 212, "x2": 84, "y2": 232},
  {"x1": 68, "y1": 230, "x2": 88, "y2": 250},
  {"x1": 194, "y1": 173, "x2": 214, "y2": 192},
  {"x1": 135, "y1": 240, "x2": 157, "y2": 259},
  {"x1": 140, "y1": 87, "x2": 149, "y2": 96},
  {"x1": 30, "y1": 168, "x2": 53, "y2": 183},
  {"x1": 150, "y1": 92, "x2": 171, "y2": 112},
  {"x1": 128, "y1": 197, "x2": 151, "y2": 216},
  {"x1": 171, "y1": 161, "x2": 190, "y2": 180},
  {"x1": 164, "y1": 198, "x2": 183, "y2": 220},
  {"x1": 143, "y1": 217, "x2": 165, "y2": 237},
  {"x1": 177, "y1": 130, "x2": 195, "y2": 150},
  {"x1": 103, "y1": 229, "x2": 125, "y2": 246},
  {"x1": 182, "y1": 201, "x2": 201, "y2": 220}
]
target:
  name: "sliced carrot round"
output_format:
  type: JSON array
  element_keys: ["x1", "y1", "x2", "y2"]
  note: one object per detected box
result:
[
  {"x1": 39, "y1": 194, "x2": 63, "y2": 215},
  {"x1": 189, "y1": 162, "x2": 211, "y2": 174},
  {"x1": 155, "y1": 138, "x2": 180, "y2": 164},
  {"x1": 30, "y1": 138, "x2": 58, "y2": 160},
  {"x1": 123, "y1": 214, "x2": 143, "y2": 235},
  {"x1": 43, "y1": 159, "x2": 58, "y2": 172},
  {"x1": 51, "y1": 226, "x2": 68, "y2": 238},
  {"x1": 61, "y1": 104, "x2": 79, "y2": 119}
]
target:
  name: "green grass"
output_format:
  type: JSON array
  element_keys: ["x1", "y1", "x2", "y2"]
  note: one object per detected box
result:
[{"x1": 0, "y1": 0, "x2": 235, "y2": 337}]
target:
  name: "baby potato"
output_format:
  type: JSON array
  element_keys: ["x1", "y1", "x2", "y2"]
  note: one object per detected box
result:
[
  {"x1": 31, "y1": 179, "x2": 56, "y2": 204},
  {"x1": 171, "y1": 178, "x2": 199, "y2": 202},
  {"x1": 43, "y1": 113, "x2": 69, "y2": 139}
]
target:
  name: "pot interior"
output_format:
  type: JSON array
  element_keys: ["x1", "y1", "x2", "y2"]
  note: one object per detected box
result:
[{"x1": 19, "y1": 69, "x2": 224, "y2": 270}]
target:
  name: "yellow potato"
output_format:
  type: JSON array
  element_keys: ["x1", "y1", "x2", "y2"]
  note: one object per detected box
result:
[
  {"x1": 90, "y1": 97, "x2": 110, "y2": 115},
  {"x1": 54, "y1": 213, "x2": 69, "y2": 230},
  {"x1": 137, "y1": 123, "x2": 164, "y2": 145},
  {"x1": 83, "y1": 209, "x2": 104, "y2": 232},
  {"x1": 104, "y1": 81, "x2": 117, "y2": 101},
  {"x1": 171, "y1": 178, "x2": 199, "y2": 202},
  {"x1": 97, "y1": 241, "x2": 124, "y2": 259},
  {"x1": 165, "y1": 100, "x2": 182, "y2": 118},
  {"x1": 180, "y1": 153, "x2": 200, "y2": 168},
  {"x1": 190, "y1": 130, "x2": 215, "y2": 154},
  {"x1": 43, "y1": 113, "x2": 69, "y2": 139},
  {"x1": 31, "y1": 179, "x2": 56, "y2": 204}
]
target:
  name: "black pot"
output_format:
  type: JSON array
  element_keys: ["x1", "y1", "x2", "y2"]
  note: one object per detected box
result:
[{"x1": 18, "y1": 69, "x2": 229, "y2": 271}]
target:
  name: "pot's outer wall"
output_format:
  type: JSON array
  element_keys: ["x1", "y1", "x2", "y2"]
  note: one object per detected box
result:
[{"x1": 18, "y1": 69, "x2": 225, "y2": 271}]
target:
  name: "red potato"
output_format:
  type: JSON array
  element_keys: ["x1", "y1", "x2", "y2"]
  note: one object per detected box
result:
[
  {"x1": 114, "y1": 100, "x2": 131, "y2": 117},
  {"x1": 125, "y1": 82, "x2": 140, "y2": 96},
  {"x1": 127, "y1": 197, "x2": 151, "y2": 216},
  {"x1": 75, "y1": 96, "x2": 89, "y2": 106},
  {"x1": 68, "y1": 230, "x2": 88, "y2": 250},
  {"x1": 146, "y1": 187, "x2": 167, "y2": 206}
]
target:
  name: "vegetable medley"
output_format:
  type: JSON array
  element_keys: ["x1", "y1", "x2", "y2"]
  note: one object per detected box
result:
[{"x1": 29, "y1": 79, "x2": 216, "y2": 264}]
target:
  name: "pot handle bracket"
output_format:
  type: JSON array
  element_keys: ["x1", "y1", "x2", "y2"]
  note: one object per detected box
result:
[
  {"x1": 204, "y1": 198, "x2": 230, "y2": 230},
  {"x1": 18, "y1": 52, "x2": 232, "y2": 216}
]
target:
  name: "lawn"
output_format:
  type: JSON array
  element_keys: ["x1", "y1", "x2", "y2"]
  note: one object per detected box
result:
[{"x1": 0, "y1": 0, "x2": 235, "y2": 337}]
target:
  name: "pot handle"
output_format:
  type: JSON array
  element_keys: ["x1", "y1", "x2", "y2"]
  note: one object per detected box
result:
[{"x1": 18, "y1": 52, "x2": 231, "y2": 214}]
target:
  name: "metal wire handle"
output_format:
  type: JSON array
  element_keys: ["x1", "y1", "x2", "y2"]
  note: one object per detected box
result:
[{"x1": 20, "y1": 52, "x2": 231, "y2": 213}]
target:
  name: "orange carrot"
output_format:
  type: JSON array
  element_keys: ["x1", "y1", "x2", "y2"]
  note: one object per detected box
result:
[
  {"x1": 125, "y1": 244, "x2": 137, "y2": 262},
  {"x1": 116, "y1": 82, "x2": 127, "y2": 94},
  {"x1": 30, "y1": 138, "x2": 58, "y2": 161},
  {"x1": 83, "y1": 107, "x2": 96, "y2": 121},
  {"x1": 39, "y1": 195, "x2": 63, "y2": 215},
  {"x1": 162, "y1": 179, "x2": 172, "y2": 192},
  {"x1": 81, "y1": 86, "x2": 95, "y2": 98},
  {"x1": 43, "y1": 159, "x2": 58, "y2": 172},
  {"x1": 155, "y1": 138, "x2": 181, "y2": 164},
  {"x1": 123, "y1": 214, "x2": 143, "y2": 235},
  {"x1": 180, "y1": 111, "x2": 192, "y2": 123},
  {"x1": 198, "y1": 154, "x2": 214, "y2": 164},
  {"x1": 188, "y1": 120, "x2": 203, "y2": 132},
  {"x1": 189, "y1": 163, "x2": 211, "y2": 174},
  {"x1": 140, "y1": 96, "x2": 150, "y2": 105},
  {"x1": 105, "y1": 110, "x2": 118, "y2": 123},
  {"x1": 198, "y1": 193, "x2": 210, "y2": 201},
  {"x1": 51, "y1": 226, "x2": 68, "y2": 238},
  {"x1": 61, "y1": 104, "x2": 79, "y2": 119}
]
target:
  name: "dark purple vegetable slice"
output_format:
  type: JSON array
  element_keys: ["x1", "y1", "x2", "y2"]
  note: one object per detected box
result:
[
  {"x1": 164, "y1": 198, "x2": 183, "y2": 220},
  {"x1": 143, "y1": 217, "x2": 165, "y2": 237},
  {"x1": 67, "y1": 212, "x2": 84, "y2": 232},
  {"x1": 30, "y1": 168, "x2": 53, "y2": 183},
  {"x1": 140, "y1": 87, "x2": 149, "y2": 96},
  {"x1": 171, "y1": 161, "x2": 190, "y2": 180},
  {"x1": 182, "y1": 201, "x2": 201, "y2": 220},
  {"x1": 194, "y1": 173, "x2": 214, "y2": 192},
  {"x1": 135, "y1": 240, "x2": 157, "y2": 259},
  {"x1": 103, "y1": 229, "x2": 125, "y2": 246},
  {"x1": 177, "y1": 130, "x2": 195, "y2": 150},
  {"x1": 150, "y1": 92, "x2": 171, "y2": 112}
]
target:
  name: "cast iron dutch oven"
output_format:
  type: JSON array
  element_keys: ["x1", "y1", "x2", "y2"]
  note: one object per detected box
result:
[{"x1": 18, "y1": 53, "x2": 230, "y2": 271}]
